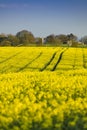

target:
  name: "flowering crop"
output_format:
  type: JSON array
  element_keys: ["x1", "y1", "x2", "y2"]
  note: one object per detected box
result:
[
  {"x1": 0, "y1": 47, "x2": 87, "y2": 130},
  {"x1": 0, "y1": 47, "x2": 87, "y2": 73}
]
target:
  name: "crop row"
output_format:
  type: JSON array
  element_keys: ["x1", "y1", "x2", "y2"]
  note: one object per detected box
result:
[
  {"x1": 0, "y1": 47, "x2": 42, "y2": 73},
  {"x1": 0, "y1": 47, "x2": 87, "y2": 73},
  {"x1": 56, "y1": 48, "x2": 85, "y2": 70},
  {"x1": 0, "y1": 47, "x2": 63, "y2": 73}
]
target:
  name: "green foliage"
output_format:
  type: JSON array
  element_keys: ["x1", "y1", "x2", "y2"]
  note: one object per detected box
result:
[
  {"x1": 45, "y1": 34, "x2": 56, "y2": 44},
  {"x1": 45, "y1": 33, "x2": 78, "y2": 46},
  {"x1": 80, "y1": 36, "x2": 87, "y2": 44},
  {"x1": 7, "y1": 34, "x2": 20, "y2": 46},
  {"x1": 16, "y1": 30, "x2": 35, "y2": 45},
  {"x1": 0, "y1": 31, "x2": 80, "y2": 46},
  {"x1": 0, "y1": 40, "x2": 11, "y2": 46},
  {"x1": 35, "y1": 37, "x2": 43, "y2": 46},
  {"x1": 55, "y1": 34, "x2": 68, "y2": 44},
  {"x1": 67, "y1": 33, "x2": 77, "y2": 41}
]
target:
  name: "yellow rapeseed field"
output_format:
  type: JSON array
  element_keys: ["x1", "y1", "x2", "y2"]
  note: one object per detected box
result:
[{"x1": 0, "y1": 47, "x2": 87, "y2": 130}]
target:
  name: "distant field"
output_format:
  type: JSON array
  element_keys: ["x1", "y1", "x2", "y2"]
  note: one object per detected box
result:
[
  {"x1": 0, "y1": 47, "x2": 87, "y2": 130},
  {"x1": 0, "y1": 47, "x2": 87, "y2": 73}
]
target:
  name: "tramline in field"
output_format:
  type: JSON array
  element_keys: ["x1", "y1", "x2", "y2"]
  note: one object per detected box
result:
[
  {"x1": 0, "y1": 47, "x2": 87, "y2": 73},
  {"x1": 0, "y1": 47, "x2": 87, "y2": 130}
]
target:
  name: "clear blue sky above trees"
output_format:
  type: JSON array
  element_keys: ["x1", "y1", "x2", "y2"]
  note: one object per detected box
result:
[{"x1": 0, "y1": 0, "x2": 87, "y2": 38}]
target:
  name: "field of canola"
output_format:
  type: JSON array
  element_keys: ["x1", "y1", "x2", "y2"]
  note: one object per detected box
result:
[{"x1": 0, "y1": 47, "x2": 87, "y2": 130}]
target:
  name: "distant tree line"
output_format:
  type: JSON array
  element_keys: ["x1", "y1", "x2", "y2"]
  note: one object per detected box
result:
[
  {"x1": 0, "y1": 30, "x2": 87, "y2": 46},
  {"x1": 0, "y1": 30, "x2": 35, "y2": 46},
  {"x1": 45, "y1": 33, "x2": 78, "y2": 46}
]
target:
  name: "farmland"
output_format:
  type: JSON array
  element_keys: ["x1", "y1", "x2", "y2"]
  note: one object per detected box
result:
[
  {"x1": 0, "y1": 47, "x2": 87, "y2": 130},
  {"x1": 0, "y1": 47, "x2": 87, "y2": 73}
]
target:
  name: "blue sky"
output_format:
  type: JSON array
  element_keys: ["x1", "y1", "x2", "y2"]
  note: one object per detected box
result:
[{"x1": 0, "y1": 0, "x2": 87, "y2": 38}]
